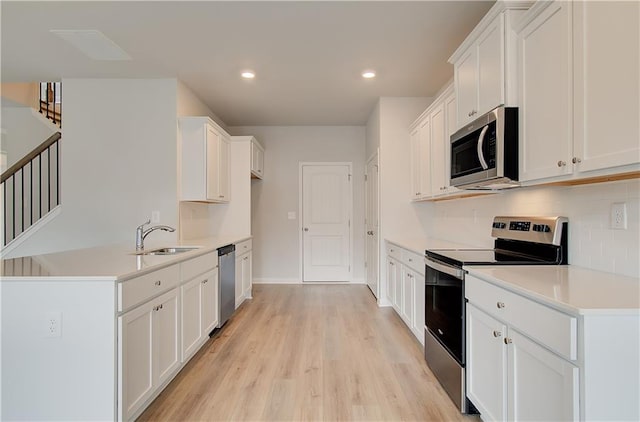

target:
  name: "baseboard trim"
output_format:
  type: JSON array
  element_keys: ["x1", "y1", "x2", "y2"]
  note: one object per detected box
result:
[{"x1": 253, "y1": 278, "x2": 302, "y2": 284}]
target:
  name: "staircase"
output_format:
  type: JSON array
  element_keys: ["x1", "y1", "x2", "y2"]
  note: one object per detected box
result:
[{"x1": 1, "y1": 81, "x2": 63, "y2": 252}]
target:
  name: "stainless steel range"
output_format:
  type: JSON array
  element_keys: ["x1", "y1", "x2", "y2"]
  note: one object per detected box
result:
[{"x1": 423, "y1": 216, "x2": 568, "y2": 413}]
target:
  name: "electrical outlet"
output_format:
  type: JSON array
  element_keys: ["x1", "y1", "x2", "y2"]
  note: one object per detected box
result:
[
  {"x1": 45, "y1": 312, "x2": 62, "y2": 337},
  {"x1": 611, "y1": 202, "x2": 627, "y2": 230},
  {"x1": 151, "y1": 210, "x2": 160, "y2": 223}
]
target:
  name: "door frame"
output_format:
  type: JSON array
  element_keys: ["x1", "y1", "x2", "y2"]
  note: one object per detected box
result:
[
  {"x1": 365, "y1": 150, "x2": 380, "y2": 298},
  {"x1": 298, "y1": 162, "x2": 354, "y2": 283}
]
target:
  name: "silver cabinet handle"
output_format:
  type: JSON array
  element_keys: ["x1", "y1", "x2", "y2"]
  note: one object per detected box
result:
[
  {"x1": 504, "y1": 337, "x2": 512, "y2": 344},
  {"x1": 493, "y1": 330, "x2": 502, "y2": 338},
  {"x1": 497, "y1": 302, "x2": 505, "y2": 309},
  {"x1": 572, "y1": 157, "x2": 581, "y2": 164},
  {"x1": 557, "y1": 161, "x2": 566, "y2": 167},
  {"x1": 155, "y1": 280, "x2": 162, "y2": 286}
]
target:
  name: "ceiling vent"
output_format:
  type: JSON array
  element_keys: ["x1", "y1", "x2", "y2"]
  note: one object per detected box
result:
[{"x1": 50, "y1": 30, "x2": 131, "y2": 61}]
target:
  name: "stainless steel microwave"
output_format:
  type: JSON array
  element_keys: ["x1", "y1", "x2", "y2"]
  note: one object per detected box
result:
[{"x1": 450, "y1": 106, "x2": 519, "y2": 190}]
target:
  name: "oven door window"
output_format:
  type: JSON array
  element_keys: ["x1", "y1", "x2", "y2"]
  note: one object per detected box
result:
[
  {"x1": 451, "y1": 121, "x2": 497, "y2": 179},
  {"x1": 425, "y1": 265, "x2": 464, "y2": 364}
]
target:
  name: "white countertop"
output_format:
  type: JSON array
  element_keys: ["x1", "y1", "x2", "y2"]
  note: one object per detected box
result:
[
  {"x1": 0, "y1": 235, "x2": 251, "y2": 282},
  {"x1": 465, "y1": 265, "x2": 640, "y2": 316},
  {"x1": 386, "y1": 237, "x2": 478, "y2": 255}
]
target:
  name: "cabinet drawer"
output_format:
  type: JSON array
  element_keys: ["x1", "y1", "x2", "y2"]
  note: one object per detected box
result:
[
  {"x1": 182, "y1": 252, "x2": 217, "y2": 282},
  {"x1": 386, "y1": 243, "x2": 402, "y2": 260},
  {"x1": 119, "y1": 265, "x2": 180, "y2": 312},
  {"x1": 402, "y1": 249, "x2": 425, "y2": 275},
  {"x1": 235, "y1": 239, "x2": 252, "y2": 254},
  {"x1": 466, "y1": 275, "x2": 577, "y2": 361}
]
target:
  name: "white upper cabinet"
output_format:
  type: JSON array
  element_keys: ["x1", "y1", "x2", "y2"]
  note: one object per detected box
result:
[
  {"x1": 572, "y1": 0, "x2": 640, "y2": 173},
  {"x1": 449, "y1": 2, "x2": 530, "y2": 129},
  {"x1": 517, "y1": 1, "x2": 640, "y2": 184},
  {"x1": 410, "y1": 126, "x2": 422, "y2": 200},
  {"x1": 250, "y1": 138, "x2": 265, "y2": 179},
  {"x1": 517, "y1": 1, "x2": 573, "y2": 182},
  {"x1": 179, "y1": 117, "x2": 231, "y2": 203}
]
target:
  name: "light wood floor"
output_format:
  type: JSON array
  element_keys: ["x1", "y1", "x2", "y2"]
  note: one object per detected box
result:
[{"x1": 139, "y1": 284, "x2": 479, "y2": 421}]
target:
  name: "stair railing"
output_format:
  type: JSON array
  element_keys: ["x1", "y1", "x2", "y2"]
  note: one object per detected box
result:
[
  {"x1": 1, "y1": 132, "x2": 62, "y2": 247},
  {"x1": 39, "y1": 82, "x2": 62, "y2": 127}
]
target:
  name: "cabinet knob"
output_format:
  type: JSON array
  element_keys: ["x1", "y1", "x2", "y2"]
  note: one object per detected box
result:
[
  {"x1": 493, "y1": 330, "x2": 502, "y2": 338},
  {"x1": 408, "y1": 258, "x2": 413, "y2": 262},
  {"x1": 219, "y1": 195, "x2": 225, "y2": 198},
  {"x1": 557, "y1": 160, "x2": 566, "y2": 167},
  {"x1": 504, "y1": 337, "x2": 512, "y2": 345},
  {"x1": 496, "y1": 301, "x2": 505, "y2": 309},
  {"x1": 572, "y1": 157, "x2": 582, "y2": 164},
  {"x1": 303, "y1": 227, "x2": 309, "y2": 232},
  {"x1": 390, "y1": 249, "x2": 394, "y2": 252},
  {"x1": 155, "y1": 280, "x2": 162, "y2": 286},
  {"x1": 202, "y1": 279, "x2": 208, "y2": 284}
]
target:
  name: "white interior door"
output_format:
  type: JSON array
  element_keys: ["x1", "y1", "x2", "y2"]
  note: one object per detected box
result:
[
  {"x1": 365, "y1": 154, "x2": 379, "y2": 297},
  {"x1": 302, "y1": 164, "x2": 351, "y2": 282}
]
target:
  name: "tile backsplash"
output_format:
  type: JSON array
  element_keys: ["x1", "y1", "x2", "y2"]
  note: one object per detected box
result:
[{"x1": 425, "y1": 179, "x2": 640, "y2": 278}]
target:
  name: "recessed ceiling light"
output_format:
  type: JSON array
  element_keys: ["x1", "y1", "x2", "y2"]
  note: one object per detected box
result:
[
  {"x1": 362, "y1": 71, "x2": 376, "y2": 79},
  {"x1": 50, "y1": 30, "x2": 131, "y2": 61},
  {"x1": 241, "y1": 71, "x2": 256, "y2": 79}
]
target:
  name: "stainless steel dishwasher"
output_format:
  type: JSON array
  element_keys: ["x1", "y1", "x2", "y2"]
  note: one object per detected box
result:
[{"x1": 217, "y1": 244, "x2": 236, "y2": 328}]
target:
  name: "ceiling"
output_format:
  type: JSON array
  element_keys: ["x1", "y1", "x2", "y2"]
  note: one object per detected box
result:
[{"x1": 1, "y1": 1, "x2": 494, "y2": 126}]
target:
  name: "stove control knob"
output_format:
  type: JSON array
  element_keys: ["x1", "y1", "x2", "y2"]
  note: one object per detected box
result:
[{"x1": 497, "y1": 302, "x2": 505, "y2": 309}]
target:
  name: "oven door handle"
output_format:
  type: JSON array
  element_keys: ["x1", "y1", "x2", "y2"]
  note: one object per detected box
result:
[{"x1": 424, "y1": 257, "x2": 464, "y2": 280}]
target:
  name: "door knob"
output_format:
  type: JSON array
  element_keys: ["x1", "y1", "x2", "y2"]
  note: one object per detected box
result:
[{"x1": 303, "y1": 227, "x2": 309, "y2": 232}]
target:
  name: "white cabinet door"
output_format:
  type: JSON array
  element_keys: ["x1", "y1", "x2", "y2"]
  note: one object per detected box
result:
[
  {"x1": 507, "y1": 329, "x2": 579, "y2": 422},
  {"x1": 201, "y1": 270, "x2": 218, "y2": 335},
  {"x1": 456, "y1": 48, "x2": 479, "y2": 127},
  {"x1": 410, "y1": 127, "x2": 422, "y2": 200},
  {"x1": 573, "y1": 1, "x2": 640, "y2": 173},
  {"x1": 393, "y1": 259, "x2": 402, "y2": 313},
  {"x1": 386, "y1": 257, "x2": 396, "y2": 307},
  {"x1": 401, "y1": 267, "x2": 414, "y2": 327},
  {"x1": 518, "y1": 1, "x2": 573, "y2": 182},
  {"x1": 205, "y1": 125, "x2": 223, "y2": 201},
  {"x1": 418, "y1": 117, "x2": 432, "y2": 198},
  {"x1": 467, "y1": 304, "x2": 508, "y2": 422},
  {"x1": 153, "y1": 288, "x2": 180, "y2": 388},
  {"x1": 241, "y1": 252, "x2": 252, "y2": 300},
  {"x1": 477, "y1": 15, "x2": 505, "y2": 116},
  {"x1": 181, "y1": 277, "x2": 203, "y2": 362},
  {"x1": 119, "y1": 301, "x2": 154, "y2": 421},
  {"x1": 251, "y1": 140, "x2": 264, "y2": 179},
  {"x1": 218, "y1": 135, "x2": 230, "y2": 201},
  {"x1": 444, "y1": 92, "x2": 461, "y2": 195},
  {"x1": 235, "y1": 254, "x2": 244, "y2": 308},
  {"x1": 411, "y1": 270, "x2": 425, "y2": 344},
  {"x1": 429, "y1": 103, "x2": 446, "y2": 196}
]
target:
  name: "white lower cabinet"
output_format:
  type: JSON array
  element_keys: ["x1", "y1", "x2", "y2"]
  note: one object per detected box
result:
[
  {"x1": 467, "y1": 276, "x2": 579, "y2": 422},
  {"x1": 119, "y1": 287, "x2": 180, "y2": 421},
  {"x1": 386, "y1": 241, "x2": 425, "y2": 345},
  {"x1": 235, "y1": 239, "x2": 253, "y2": 308},
  {"x1": 467, "y1": 304, "x2": 578, "y2": 422},
  {"x1": 181, "y1": 269, "x2": 218, "y2": 363}
]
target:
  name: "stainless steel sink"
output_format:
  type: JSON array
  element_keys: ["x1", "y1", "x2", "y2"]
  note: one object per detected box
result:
[{"x1": 136, "y1": 247, "x2": 200, "y2": 255}]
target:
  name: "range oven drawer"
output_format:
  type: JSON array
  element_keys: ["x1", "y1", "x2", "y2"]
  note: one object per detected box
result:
[{"x1": 465, "y1": 274, "x2": 577, "y2": 361}]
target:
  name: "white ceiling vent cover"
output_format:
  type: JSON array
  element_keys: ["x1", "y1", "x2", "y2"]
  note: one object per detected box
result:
[{"x1": 50, "y1": 30, "x2": 131, "y2": 61}]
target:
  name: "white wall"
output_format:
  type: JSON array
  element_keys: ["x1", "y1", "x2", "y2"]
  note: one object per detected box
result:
[
  {"x1": 365, "y1": 101, "x2": 380, "y2": 160},
  {"x1": 229, "y1": 126, "x2": 366, "y2": 283},
  {"x1": 176, "y1": 80, "x2": 228, "y2": 132},
  {"x1": 422, "y1": 179, "x2": 640, "y2": 278},
  {"x1": 1, "y1": 107, "x2": 58, "y2": 168},
  {"x1": 4, "y1": 79, "x2": 179, "y2": 257}
]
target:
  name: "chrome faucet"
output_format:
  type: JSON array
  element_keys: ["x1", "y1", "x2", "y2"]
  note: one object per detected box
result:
[{"x1": 136, "y1": 219, "x2": 175, "y2": 251}]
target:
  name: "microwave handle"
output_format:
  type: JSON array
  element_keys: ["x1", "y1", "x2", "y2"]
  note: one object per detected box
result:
[{"x1": 477, "y1": 125, "x2": 489, "y2": 170}]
